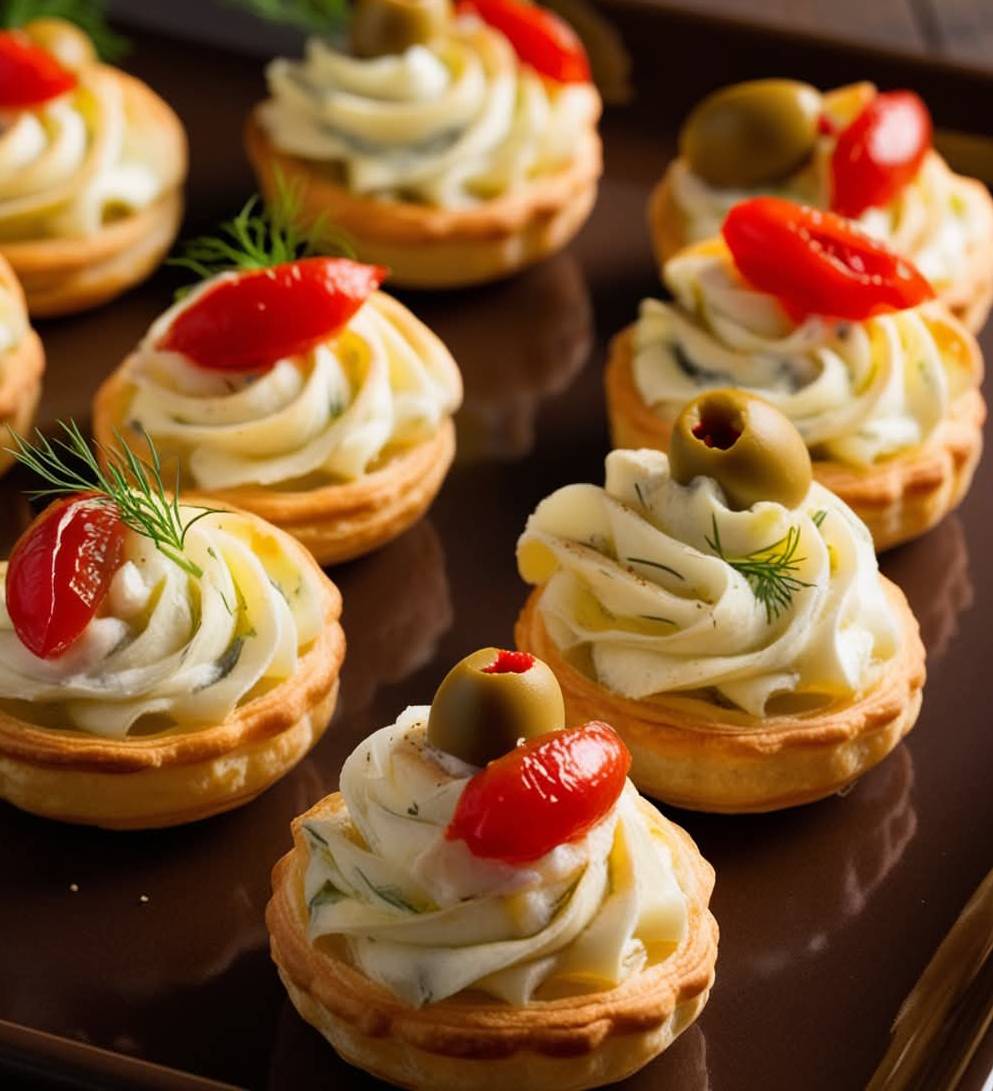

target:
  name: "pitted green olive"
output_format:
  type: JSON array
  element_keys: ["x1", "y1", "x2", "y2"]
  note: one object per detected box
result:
[
  {"x1": 680, "y1": 79, "x2": 823, "y2": 189},
  {"x1": 23, "y1": 18, "x2": 97, "y2": 71},
  {"x1": 351, "y1": 0, "x2": 453, "y2": 58},
  {"x1": 427, "y1": 648, "x2": 566, "y2": 767},
  {"x1": 668, "y1": 389, "x2": 812, "y2": 511}
]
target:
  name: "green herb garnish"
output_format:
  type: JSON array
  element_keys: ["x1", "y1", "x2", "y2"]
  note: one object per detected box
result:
[
  {"x1": 6, "y1": 421, "x2": 217, "y2": 580},
  {"x1": 0, "y1": 0, "x2": 128, "y2": 61},
  {"x1": 309, "y1": 879, "x2": 348, "y2": 910},
  {"x1": 354, "y1": 867, "x2": 423, "y2": 914},
  {"x1": 221, "y1": 0, "x2": 349, "y2": 35},
  {"x1": 811, "y1": 509, "x2": 827, "y2": 529},
  {"x1": 706, "y1": 515, "x2": 812, "y2": 623},
  {"x1": 170, "y1": 172, "x2": 353, "y2": 291},
  {"x1": 626, "y1": 556, "x2": 685, "y2": 581}
]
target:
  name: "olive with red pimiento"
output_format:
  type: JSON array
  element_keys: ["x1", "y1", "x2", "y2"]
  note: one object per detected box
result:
[
  {"x1": 427, "y1": 647, "x2": 565, "y2": 766},
  {"x1": 668, "y1": 389, "x2": 812, "y2": 511}
]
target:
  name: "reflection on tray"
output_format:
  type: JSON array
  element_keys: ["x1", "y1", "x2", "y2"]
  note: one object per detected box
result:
[
  {"x1": 0, "y1": 754, "x2": 325, "y2": 1055},
  {"x1": 405, "y1": 253, "x2": 593, "y2": 463},
  {"x1": 731, "y1": 744, "x2": 916, "y2": 978},
  {"x1": 334, "y1": 518, "x2": 453, "y2": 714},
  {"x1": 882, "y1": 515, "x2": 973, "y2": 662}
]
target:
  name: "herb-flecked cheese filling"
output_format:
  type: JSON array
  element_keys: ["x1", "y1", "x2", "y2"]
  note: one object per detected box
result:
[
  {"x1": 0, "y1": 506, "x2": 323, "y2": 737},
  {"x1": 517, "y1": 448, "x2": 900, "y2": 717},
  {"x1": 301, "y1": 706, "x2": 688, "y2": 1007},
  {"x1": 632, "y1": 240, "x2": 977, "y2": 467},
  {"x1": 0, "y1": 67, "x2": 167, "y2": 240},
  {"x1": 258, "y1": 18, "x2": 598, "y2": 208}
]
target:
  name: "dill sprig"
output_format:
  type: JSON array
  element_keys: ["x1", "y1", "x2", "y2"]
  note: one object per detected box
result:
[
  {"x1": 221, "y1": 0, "x2": 349, "y2": 35},
  {"x1": 706, "y1": 515, "x2": 812, "y2": 623},
  {"x1": 0, "y1": 0, "x2": 128, "y2": 62},
  {"x1": 6, "y1": 421, "x2": 218, "y2": 580},
  {"x1": 169, "y1": 172, "x2": 353, "y2": 291}
]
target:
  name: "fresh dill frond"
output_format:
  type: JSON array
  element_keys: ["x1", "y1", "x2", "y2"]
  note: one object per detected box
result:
[
  {"x1": 169, "y1": 171, "x2": 354, "y2": 292},
  {"x1": 706, "y1": 515, "x2": 812, "y2": 623},
  {"x1": 0, "y1": 0, "x2": 128, "y2": 61},
  {"x1": 6, "y1": 421, "x2": 218, "y2": 580},
  {"x1": 811, "y1": 509, "x2": 827, "y2": 529},
  {"x1": 221, "y1": 0, "x2": 349, "y2": 35}
]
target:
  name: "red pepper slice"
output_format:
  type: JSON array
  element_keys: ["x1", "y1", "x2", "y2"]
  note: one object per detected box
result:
[
  {"x1": 446, "y1": 720, "x2": 630, "y2": 864},
  {"x1": 458, "y1": 0, "x2": 590, "y2": 83},
  {"x1": 0, "y1": 32, "x2": 77, "y2": 109},
  {"x1": 6, "y1": 494, "x2": 126, "y2": 660},
  {"x1": 158, "y1": 258, "x2": 386, "y2": 372},
  {"x1": 830, "y1": 91, "x2": 932, "y2": 218},
  {"x1": 722, "y1": 196, "x2": 934, "y2": 321}
]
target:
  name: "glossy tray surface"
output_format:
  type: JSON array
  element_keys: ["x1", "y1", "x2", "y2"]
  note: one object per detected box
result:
[{"x1": 0, "y1": 10, "x2": 991, "y2": 1090}]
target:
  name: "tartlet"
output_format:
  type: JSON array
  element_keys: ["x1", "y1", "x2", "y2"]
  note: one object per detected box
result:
[
  {"x1": 516, "y1": 392, "x2": 926, "y2": 812},
  {"x1": 245, "y1": 0, "x2": 602, "y2": 288},
  {"x1": 268, "y1": 649, "x2": 717, "y2": 1089},
  {"x1": 607, "y1": 202, "x2": 985, "y2": 551},
  {"x1": 0, "y1": 18, "x2": 187, "y2": 316},
  {"x1": 0, "y1": 452, "x2": 344, "y2": 829},
  {"x1": 0, "y1": 253, "x2": 44, "y2": 478},
  {"x1": 651, "y1": 80, "x2": 993, "y2": 331},
  {"x1": 92, "y1": 239, "x2": 462, "y2": 566}
]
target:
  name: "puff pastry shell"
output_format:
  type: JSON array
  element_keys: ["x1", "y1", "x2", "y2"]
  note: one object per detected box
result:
[
  {"x1": 515, "y1": 580, "x2": 925, "y2": 813},
  {"x1": 2, "y1": 68, "x2": 186, "y2": 318},
  {"x1": 244, "y1": 111, "x2": 602, "y2": 290},
  {"x1": 92, "y1": 367, "x2": 459, "y2": 568},
  {"x1": 605, "y1": 326, "x2": 985, "y2": 552},
  {"x1": 0, "y1": 516, "x2": 344, "y2": 829},
  {"x1": 267, "y1": 792, "x2": 718, "y2": 1090}
]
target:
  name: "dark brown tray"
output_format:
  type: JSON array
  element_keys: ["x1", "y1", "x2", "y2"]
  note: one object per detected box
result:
[{"x1": 2, "y1": 5, "x2": 992, "y2": 1089}]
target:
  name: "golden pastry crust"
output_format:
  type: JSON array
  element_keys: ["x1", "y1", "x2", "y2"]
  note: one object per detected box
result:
[
  {"x1": 515, "y1": 580, "x2": 925, "y2": 813},
  {"x1": 1, "y1": 67, "x2": 187, "y2": 317},
  {"x1": 604, "y1": 324, "x2": 986, "y2": 551},
  {"x1": 0, "y1": 514, "x2": 345, "y2": 829},
  {"x1": 0, "y1": 256, "x2": 45, "y2": 478},
  {"x1": 647, "y1": 127, "x2": 993, "y2": 333},
  {"x1": 267, "y1": 792, "x2": 718, "y2": 1091},
  {"x1": 244, "y1": 107, "x2": 602, "y2": 289},
  {"x1": 93, "y1": 370, "x2": 457, "y2": 566}
]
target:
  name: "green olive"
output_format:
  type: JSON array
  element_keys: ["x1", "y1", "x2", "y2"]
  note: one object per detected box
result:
[
  {"x1": 351, "y1": 0, "x2": 453, "y2": 58},
  {"x1": 680, "y1": 79, "x2": 823, "y2": 188},
  {"x1": 427, "y1": 648, "x2": 565, "y2": 766},
  {"x1": 23, "y1": 18, "x2": 97, "y2": 72},
  {"x1": 668, "y1": 389, "x2": 812, "y2": 511}
]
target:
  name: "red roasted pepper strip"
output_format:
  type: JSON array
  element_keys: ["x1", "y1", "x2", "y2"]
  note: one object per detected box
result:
[
  {"x1": 6, "y1": 494, "x2": 126, "y2": 660},
  {"x1": 447, "y1": 720, "x2": 630, "y2": 863},
  {"x1": 458, "y1": 0, "x2": 590, "y2": 83},
  {"x1": 722, "y1": 196, "x2": 935, "y2": 322},
  {"x1": 159, "y1": 258, "x2": 386, "y2": 372},
  {"x1": 0, "y1": 31, "x2": 77, "y2": 108},
  {"x1": 830, "y1": 90, "x2": 932, "y2": 218}
]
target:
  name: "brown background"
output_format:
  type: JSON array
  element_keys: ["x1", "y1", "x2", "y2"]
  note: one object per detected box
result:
[{"x1": 1, "y1": 5, "x2": 991, "y2": 1089}]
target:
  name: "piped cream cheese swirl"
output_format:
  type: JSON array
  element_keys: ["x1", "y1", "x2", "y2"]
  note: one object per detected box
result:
[
  {"x1": 119, "y1": 285, "x2": 462, "y2": 491},
  {"x1": 0, "y1": 507, "x2": 323, "y2": 737},
  {"x1": 259, "y1": 19, "x2": 597, "y2": 206},
  {"x1": 0, "y1": 67, "x2": 165, "y2": 240},
  {"x1": 517, "y1": 448, "x2": 900, "y2": 716},
  {"x1": 669, "y1": 85, "x2": 990, "y2": 297},
  {"x1": 301, "y1": 707, "x2": 687, "y2": 1007},
  {"x1": 632, "y1": 242, "x2": 979, "y2": 466}
]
